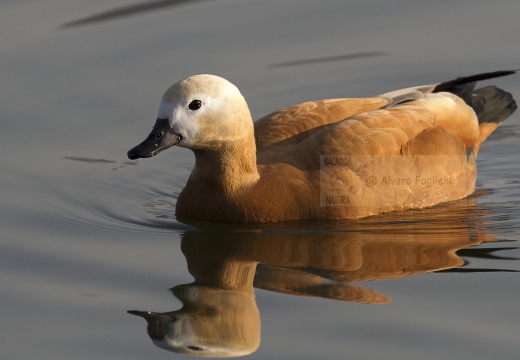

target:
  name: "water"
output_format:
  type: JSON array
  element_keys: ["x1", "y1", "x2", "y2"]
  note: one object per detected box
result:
[{"x1": 1, "y1": 0, "x2": 519, "y2": 359}]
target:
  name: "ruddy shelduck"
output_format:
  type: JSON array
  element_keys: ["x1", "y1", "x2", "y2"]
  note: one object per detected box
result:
[{"x1": 128, "y1": 71, "x2": 517, "y2": 222}]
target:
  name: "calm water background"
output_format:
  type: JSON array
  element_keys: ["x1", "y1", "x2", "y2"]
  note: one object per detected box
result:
[{"x1": 1, "y1": 0, "x2": 520, "y2": 359}]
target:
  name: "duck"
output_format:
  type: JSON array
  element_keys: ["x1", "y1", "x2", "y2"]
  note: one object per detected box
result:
[{"x1": 128, "y1": 71, "x2": 517, "y2": 223}]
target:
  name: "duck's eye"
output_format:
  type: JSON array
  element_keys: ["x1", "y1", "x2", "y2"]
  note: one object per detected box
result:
[{"x1": 188, "y1": 100, "x2": 202, "y2": 110}]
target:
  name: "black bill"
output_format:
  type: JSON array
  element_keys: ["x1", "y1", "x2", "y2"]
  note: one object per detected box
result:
[
  {"x1": 127, "y1": 119, "x2": 181, "y2": 160},
  {"x1": 127, "y1": 310, "x2": 176, "y2": 341}
]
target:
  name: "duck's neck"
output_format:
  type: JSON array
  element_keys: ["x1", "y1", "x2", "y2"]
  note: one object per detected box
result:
[{"x1": 191, "y1": 136, "x2": 260, "y2": 194}]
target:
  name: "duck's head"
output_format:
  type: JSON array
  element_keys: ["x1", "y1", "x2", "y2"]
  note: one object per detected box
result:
[{"x1": 127, "y1": 74, "x2": 252, "y2": 160}]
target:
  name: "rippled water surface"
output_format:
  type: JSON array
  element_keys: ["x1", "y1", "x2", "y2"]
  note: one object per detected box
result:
[{"x1": 2, "y1": 1, "x2": 520, "y2": 359}]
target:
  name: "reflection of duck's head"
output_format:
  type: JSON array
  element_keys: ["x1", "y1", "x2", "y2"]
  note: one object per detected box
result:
[{"x1": 128, "y1": 284, "x2": 260, "y2": 358}]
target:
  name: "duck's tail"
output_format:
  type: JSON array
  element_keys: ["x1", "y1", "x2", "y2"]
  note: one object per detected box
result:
[{"x1": 434, "y1": 70, "x2": 517, "y2": 156}]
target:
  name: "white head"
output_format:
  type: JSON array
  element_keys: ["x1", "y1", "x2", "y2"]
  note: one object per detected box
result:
[{"x1": 128, "y1": 74, "x2": 253, "y2": 159}]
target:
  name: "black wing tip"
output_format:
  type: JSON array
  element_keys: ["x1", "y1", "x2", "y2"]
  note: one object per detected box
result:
[{"x1": 433, "y1": 69, "x2": 518, "y2": 94}]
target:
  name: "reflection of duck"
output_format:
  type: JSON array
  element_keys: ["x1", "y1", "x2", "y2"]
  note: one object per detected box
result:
[
  {"x1": 127, "y1": 71, "x2": 516, "y2": 222},
  {"x1": 129, "y1": 196, "x2": 505, "y2": 357}
]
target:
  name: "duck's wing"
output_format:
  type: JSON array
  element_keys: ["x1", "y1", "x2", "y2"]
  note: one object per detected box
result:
[
  {"x1": 298, "y1": 100, "x2": 454, "y2": 162},
  {"x1": 256, "y1": 92, "x2": 477, "y2": 167},
  {"x1": 254, "y1": 97, "x2": 391, "y2": 148},
  {"x1": 290, "y1": 81, "x2": 515, "y2": 174},
  {"x1": 258, "y1": 70, "x2": 516, "y2": 156}
]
